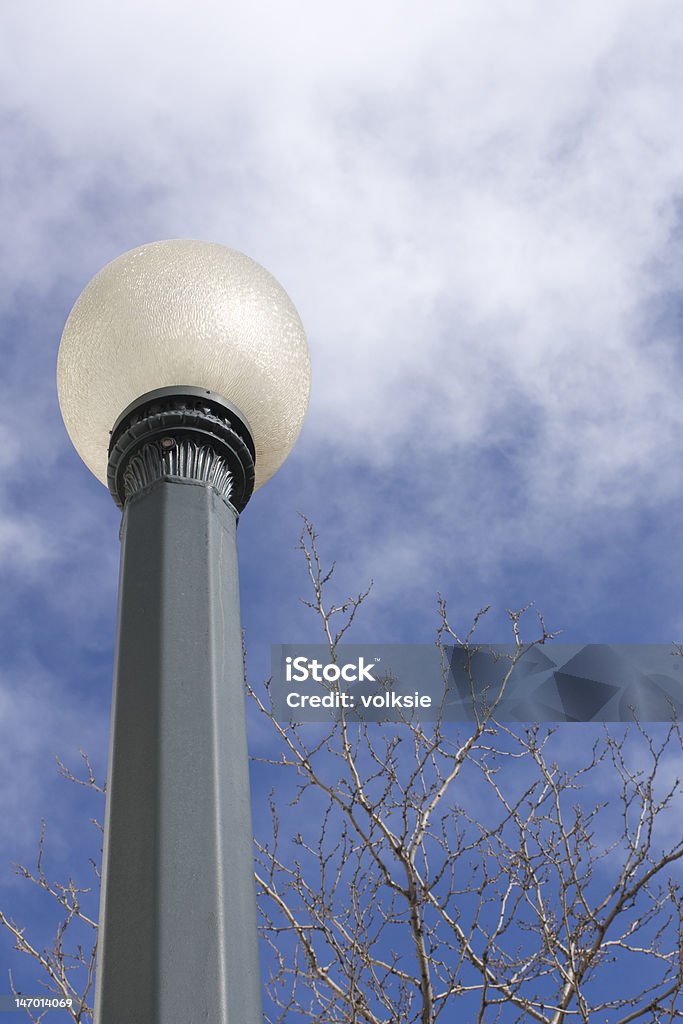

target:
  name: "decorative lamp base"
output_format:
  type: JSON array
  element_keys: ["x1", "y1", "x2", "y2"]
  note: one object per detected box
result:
[{"x1": 107, "y1": 386, "x2": 256, "y2": 512}]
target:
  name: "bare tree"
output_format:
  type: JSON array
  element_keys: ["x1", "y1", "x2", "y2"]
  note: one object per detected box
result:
[
  {"x1": 3, "y1": 518, "x2": 683, "y2": 1023},
  {"x1": 0, "y1": 753, "x2": 102, "y2": 1022},
  {"x1": 251, "y1": 518, "x2": 683, "y2": 1024}
]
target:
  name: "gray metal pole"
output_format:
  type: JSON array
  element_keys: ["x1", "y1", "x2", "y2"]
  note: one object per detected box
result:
[{"x1": 94, "y1": 471, "x2": 262, "y2": 1022}]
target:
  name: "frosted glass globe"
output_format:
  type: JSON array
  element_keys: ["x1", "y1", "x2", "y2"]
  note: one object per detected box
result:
[{"x1": 57, "y1": 239, "x2": 311, "y2": 491}]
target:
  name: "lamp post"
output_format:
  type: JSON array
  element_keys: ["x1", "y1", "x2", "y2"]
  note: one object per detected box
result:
[{"x1": 56, "y1": 240, "x2": 311, "y2": 1024}]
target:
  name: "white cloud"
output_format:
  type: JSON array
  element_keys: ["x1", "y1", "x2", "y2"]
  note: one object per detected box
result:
[{"x1": 0, "y1": 0, "x2": 682, "y2": 601}]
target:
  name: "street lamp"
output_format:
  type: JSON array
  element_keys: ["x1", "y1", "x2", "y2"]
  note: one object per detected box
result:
[{"x1": 56, "y1": 239, "x2": 311, "y2": 1024}]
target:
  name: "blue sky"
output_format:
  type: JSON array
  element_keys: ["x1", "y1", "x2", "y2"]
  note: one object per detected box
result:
[{"x1": 2, "y1": 0, "x2": 683, "y2": 1017}]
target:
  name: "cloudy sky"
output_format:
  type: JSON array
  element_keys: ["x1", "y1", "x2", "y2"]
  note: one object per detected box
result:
[{"x1": 2, "y1": 0, "x2": 683, "y2": 1014}]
